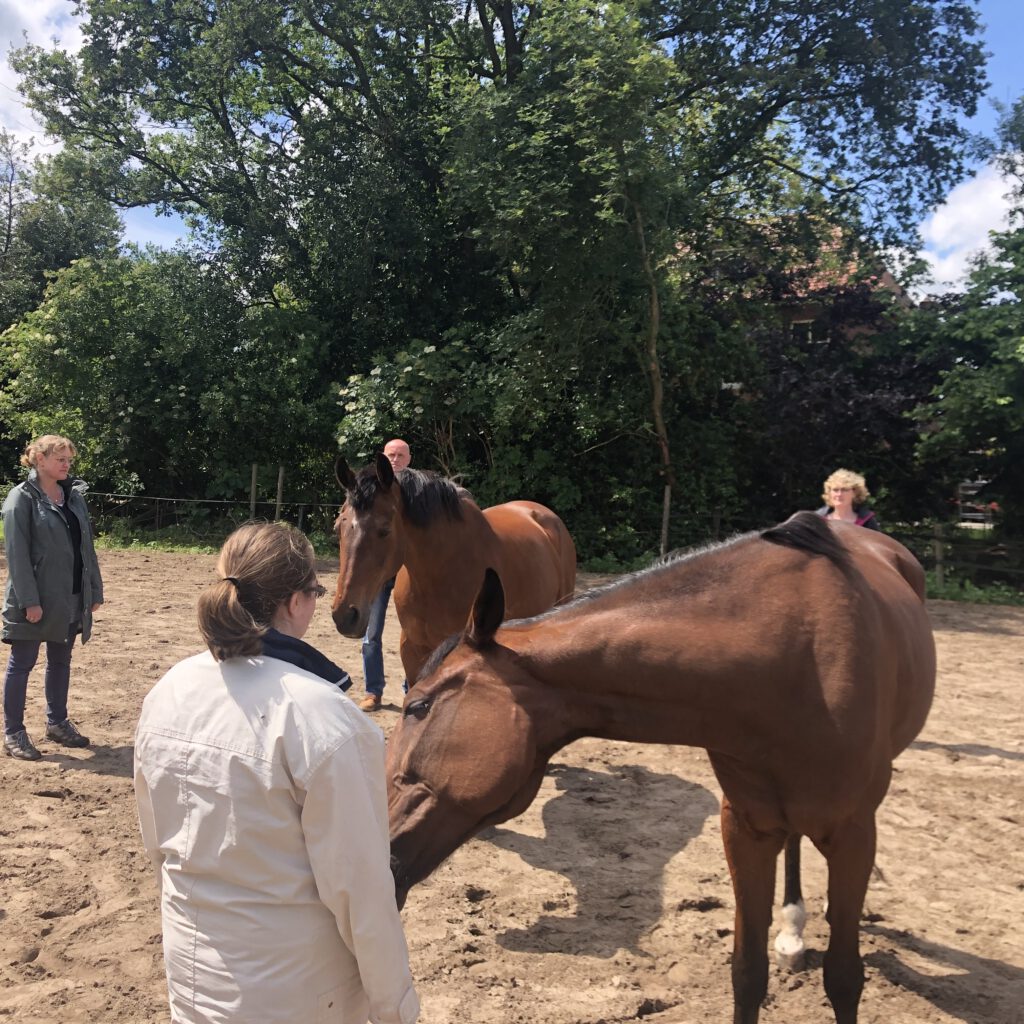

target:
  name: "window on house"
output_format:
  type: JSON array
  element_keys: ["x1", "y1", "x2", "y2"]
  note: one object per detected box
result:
[{"x1": 790, "y1": 319, "x2": 830, "y2": 343}]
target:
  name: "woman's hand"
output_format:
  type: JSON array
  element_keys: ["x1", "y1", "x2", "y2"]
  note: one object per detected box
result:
[
  {"x1": 25, "y1": 605, "x2": 43, "y2": 624},
  {"x1": 91, "y1": 602, "x2": 102, "y2": 613}
]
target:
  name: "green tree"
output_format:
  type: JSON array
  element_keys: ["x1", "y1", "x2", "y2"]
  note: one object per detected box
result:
[
  {"x1": 910, "y1": 231, "x2": 1024, "y2": 529},
  {"x1": 9, "y1": 1, "x2": 990, "y2": 555},
  {"x1": 906, "y1": 97, "x2": 1024, "y2": 532},
  {"x1": 0, "y1": 251, "x2": 338, "y2": 497},
  {"x1": 0, "y1": 133, "x2": 121, "y2": 332}
]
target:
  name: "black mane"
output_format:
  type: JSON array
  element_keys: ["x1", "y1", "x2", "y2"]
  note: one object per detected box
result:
[
  {"x1": 761, "y1": 510, "x2": 851, "y2": 567},
  {"x1": 416, "y1": 632, "x2": 463, "y2": 682},
  {"x1": 349, "y1": 466, "x2": 471, "y2": 528}
]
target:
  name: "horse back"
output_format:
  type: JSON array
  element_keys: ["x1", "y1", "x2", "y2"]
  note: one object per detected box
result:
[{"x1": 482, "y1": 501, "x2": 577, "y2": 613}]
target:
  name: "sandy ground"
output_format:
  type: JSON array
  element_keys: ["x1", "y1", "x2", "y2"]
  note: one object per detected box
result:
[{"x1": 0, "y1": 547, "x2": 1022, "y2": 1024}]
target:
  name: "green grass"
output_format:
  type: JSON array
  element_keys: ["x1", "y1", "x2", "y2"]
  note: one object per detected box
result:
[
  {"x1": 925, "y1": 569, "x2": 1024, "y2": 606},
  {"x1": 92, "y1": 522, "x2": 340, "y2": 560},
  {"x1": 95, "y1": 532, "x2": 219, "y2": 556}
]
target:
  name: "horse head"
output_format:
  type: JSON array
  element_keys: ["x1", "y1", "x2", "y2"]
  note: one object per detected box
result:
[
  {"x1": 387, "y1": 569, "x2": 550, "y2": 909},
  {"x1": 331, "y1": 451, "x2": 406, "y2": 637}
]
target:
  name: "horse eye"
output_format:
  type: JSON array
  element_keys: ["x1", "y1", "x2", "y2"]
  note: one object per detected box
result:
[
  {"x1": 378, "y1": 527, "x2": 391, "y2": 538},
  {"x1": 404, "y1": 698, "x2": 432, "y2": 720}
]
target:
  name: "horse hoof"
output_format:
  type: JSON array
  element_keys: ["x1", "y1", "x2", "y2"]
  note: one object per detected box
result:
[{"x1": 774, "y1": 933, "x2": 806, "y2": 971}]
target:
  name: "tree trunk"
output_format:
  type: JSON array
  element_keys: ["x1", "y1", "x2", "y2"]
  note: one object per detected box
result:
[{"x1": 627, "y1": 191, "x2": 674, "y2": 555}]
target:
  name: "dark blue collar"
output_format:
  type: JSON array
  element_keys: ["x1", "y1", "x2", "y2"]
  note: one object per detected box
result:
[{"x1": 261, "y1": 629, "x2": 352, "y2": 692}]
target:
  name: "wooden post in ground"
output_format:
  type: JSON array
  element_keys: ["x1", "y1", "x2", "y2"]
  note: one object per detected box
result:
[
  {"x1": 275, "y1": 465, "x2": 285, "y2": 521},
  {"x1": 933, "y1": 524, "x2": 945, "y2": 588},
  {"x1": 250, "y1": 464, "x2": 258, "y2": 520}
]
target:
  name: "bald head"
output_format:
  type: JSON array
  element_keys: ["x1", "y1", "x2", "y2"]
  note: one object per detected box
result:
[{"x1": 383, "y1": 439, "x2": 411, "y2": 471}]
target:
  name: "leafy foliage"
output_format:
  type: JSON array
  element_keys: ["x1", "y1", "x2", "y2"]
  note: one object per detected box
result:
[
  {"x1": 0, "y1": 251, "x2": 338, "y2": 496},
  {"x1": 5, "y1": 1, "x2": 1011, "y2": 554},
  {"x1": 0, "y1": 135, "x2": 121, "y2": 331}
]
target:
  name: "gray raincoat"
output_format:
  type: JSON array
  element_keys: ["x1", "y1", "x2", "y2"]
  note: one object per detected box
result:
[{"x1": 2, "y1": 470, "x2": 104, "y2": 644}]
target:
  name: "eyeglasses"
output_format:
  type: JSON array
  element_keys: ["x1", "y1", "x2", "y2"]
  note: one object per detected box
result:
[
  {"x1": 829, "y1": 486, "x2": 854, "y2": 493},
  {"x1": 305, "y1": 583, "x2": 327, "y2": 599}
]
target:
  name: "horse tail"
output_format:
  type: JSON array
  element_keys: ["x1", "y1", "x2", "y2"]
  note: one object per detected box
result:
[{"x1": 761, "y1": 511, "x2": 852, "y2": 569}]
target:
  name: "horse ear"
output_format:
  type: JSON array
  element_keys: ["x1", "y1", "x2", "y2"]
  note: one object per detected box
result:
[
  {"x1": 467, "y1": 568, "x2": 505, "y2": 647},
  {"x1": 335, "y1": 456, "x2": 356, "y2": 492},
  {"x1": 375, "y1": 451, "x2": 395, "y2": 490}
]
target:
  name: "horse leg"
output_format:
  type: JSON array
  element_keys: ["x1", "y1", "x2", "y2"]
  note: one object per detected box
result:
[
  {"x1": 720, "y1": 798, "x2": 786, "y2": 1024},
  {"x1": 816, "y1": 812, "x2": 877, "y2": 1024},
  {"x1": 774, "y1": 833, "x2": 807, "y2": 970}
]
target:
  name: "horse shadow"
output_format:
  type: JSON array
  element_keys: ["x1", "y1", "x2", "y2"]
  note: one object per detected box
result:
[
  {"x1": 864, "y1": 924, "x2": 1024, "y2": 1024},
  {"x1": 481, "y1": 761, "x2": 719, "y2": 958}
]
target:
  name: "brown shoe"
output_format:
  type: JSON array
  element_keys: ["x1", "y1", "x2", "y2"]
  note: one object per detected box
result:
[{"x1": 358, "y1": 694, "x2": 382, "y2": 712}]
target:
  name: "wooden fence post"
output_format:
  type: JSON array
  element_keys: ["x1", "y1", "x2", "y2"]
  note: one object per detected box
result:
[
  {"x1": 933, "y1": 524, "x2": 944, "y2": 588},
  {"x1": 250, "y1": 464, "x2": 258, "y2": 520},
  {"x1": 275, "y1": 464, "x2": 285, "y2": 521},
  {"x1": 660, "y1": 484, "x2": 671, "y2": 556}
]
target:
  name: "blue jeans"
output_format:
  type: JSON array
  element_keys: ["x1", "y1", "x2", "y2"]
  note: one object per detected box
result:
[
  {"x1": 3, "y1": 624, "x2": 78, "y2": 735},
  {"x1": 361, "y1": 578, "x2": 394, "y2": 698}
]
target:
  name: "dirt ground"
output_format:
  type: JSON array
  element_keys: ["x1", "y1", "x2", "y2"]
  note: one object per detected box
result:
[{"x1": 1, "y1": 547, "x2": 1022, "y2": 1024}]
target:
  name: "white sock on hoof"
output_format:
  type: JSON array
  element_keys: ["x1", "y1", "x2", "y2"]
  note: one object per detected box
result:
[{"x1": 774, "y1": 899, "x2": 807, "y2": 970}]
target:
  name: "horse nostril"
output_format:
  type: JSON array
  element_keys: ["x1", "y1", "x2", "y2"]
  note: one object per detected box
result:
[{"x1": 334, "y1": 605, "x2": 359, "y2": 633}]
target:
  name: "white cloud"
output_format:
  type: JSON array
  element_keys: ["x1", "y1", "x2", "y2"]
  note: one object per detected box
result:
[
  {"x1": 1, "y1": 0, "x2": 85, "y2": 145},
  {"x1": 916, "y1": 163, "x2": 1017, "y2": 295}
]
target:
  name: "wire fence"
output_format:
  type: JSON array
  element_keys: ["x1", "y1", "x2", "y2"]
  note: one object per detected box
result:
[
  {"x1": 80, "y1": 491, "x2": 1024, "y2": 593},
  {"x1": 87, "y1": 491, "x2": 342, "y2": 541}
]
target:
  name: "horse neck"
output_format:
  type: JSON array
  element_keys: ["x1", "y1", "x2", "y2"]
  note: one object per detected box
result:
[
  {"x1": 500, "y1": 588, "x2": 757, "y2": 756},
  {"x1": 399, "y1": 498, "x2": 500, "y2": 587}
]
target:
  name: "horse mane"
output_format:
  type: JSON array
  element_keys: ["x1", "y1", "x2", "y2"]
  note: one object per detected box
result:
[
  {"x1": 416, "y1": 632, "x2": 463, "y2": 683},
  {"x1": 516, "y1": 513, "x2": 849, "y2": 625},
  {"x1": 761, "y1": 510, "x2": 851, "y2": 568},
  {"x1": 349, "y1": 466, "x2": 471, "y2": 528}
]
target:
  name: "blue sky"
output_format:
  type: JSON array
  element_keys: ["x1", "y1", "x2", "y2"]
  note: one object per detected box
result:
[
  {"x1": 2, "y1": 0, "x2": 1022, "y2": 290},
  {"x1": 915, "y1": 0, "x2": 1023, "y2": 290}
]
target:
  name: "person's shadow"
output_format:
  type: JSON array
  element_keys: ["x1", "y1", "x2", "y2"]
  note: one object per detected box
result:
[
  {"x1": 911, "y1": 738, "x2": 1024, "y2": 763},
  {"x1": 43, "y1": 743, "x2": 134, "y2": 779},
  {"x1": 481, "y1": 762, "x2": 719, "y2": 957},
  {"x1": 864, "y1": 924, "x2": 1024, "y2": 1024}
]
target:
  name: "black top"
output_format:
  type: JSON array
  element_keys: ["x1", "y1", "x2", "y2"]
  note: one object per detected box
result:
[{"x1": 53, "y1": 499, "x2": 84, "y2": 594}]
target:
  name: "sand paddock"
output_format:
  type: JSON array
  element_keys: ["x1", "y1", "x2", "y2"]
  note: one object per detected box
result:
[{"x1": 1, "y1": 548, "x2": 1022, "y2": 1023}]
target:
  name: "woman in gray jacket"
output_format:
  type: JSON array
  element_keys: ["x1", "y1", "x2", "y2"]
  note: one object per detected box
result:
[{"x1": 2, "y1": 435, "x2": 104, "y2": 760}]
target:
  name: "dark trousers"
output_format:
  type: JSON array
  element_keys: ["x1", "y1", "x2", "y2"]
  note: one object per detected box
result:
[{"x1": 3, "y1": 625, "x2": 78, "y2": 735}]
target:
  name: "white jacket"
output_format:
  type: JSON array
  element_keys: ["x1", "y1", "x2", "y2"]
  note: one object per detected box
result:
[{"x1": 134, "y1": 651, "x2": 420, "y2": 1024}]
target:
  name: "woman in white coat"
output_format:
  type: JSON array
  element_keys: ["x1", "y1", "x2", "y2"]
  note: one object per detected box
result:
[{"x1": 134, "y1": 521, "x2": 419, "y2": 1024}]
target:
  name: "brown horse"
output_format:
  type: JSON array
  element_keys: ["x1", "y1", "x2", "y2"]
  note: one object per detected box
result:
[
  {"x1": 331, "y1": 453, "x2": 576, "y2": 685},
  {"x1": 386, "y1": 513, "x2": 936, "y2": 1024}
]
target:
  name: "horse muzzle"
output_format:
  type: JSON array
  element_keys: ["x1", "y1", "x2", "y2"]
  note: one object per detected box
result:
[
  {"x1": 332, "y1": 603, "x2": 367, "y2": 638},
  {"x1": 390, "y1": 853, "x2": 411, "y2": 911}
]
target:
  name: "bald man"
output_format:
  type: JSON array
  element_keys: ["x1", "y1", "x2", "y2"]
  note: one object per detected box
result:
[{"x1": 359, "y1": 439, "x2": 410, "y2": 711}]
